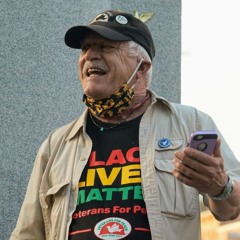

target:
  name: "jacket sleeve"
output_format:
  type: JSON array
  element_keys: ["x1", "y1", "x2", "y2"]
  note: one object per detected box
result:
[
  {"x1": 9, "y1": 138, "x2": 50, "y2": 240},
  {"x1": 199, "y1": 110, "x2": 240, "y2": 219}
]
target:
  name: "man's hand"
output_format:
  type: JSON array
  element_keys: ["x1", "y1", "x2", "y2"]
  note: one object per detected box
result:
[{"x1": 173, "y1": 139, "x2": 228, "y2": 196}]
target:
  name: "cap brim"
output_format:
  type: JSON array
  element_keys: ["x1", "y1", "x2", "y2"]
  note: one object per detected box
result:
[{"x1": 65, "y1": 25, "x2": 132, "y2": 49}]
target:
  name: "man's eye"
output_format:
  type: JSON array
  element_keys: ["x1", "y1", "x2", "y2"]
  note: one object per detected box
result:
[
  {"x1": 81, "y1": 44, "x2": 117, "y2": 53},
  {"x1": 101, "y1": 45, "x2": 116, "y2": 52},
  {"x1": 81, "y1": 45, "x2": 90, "y2": 51}
]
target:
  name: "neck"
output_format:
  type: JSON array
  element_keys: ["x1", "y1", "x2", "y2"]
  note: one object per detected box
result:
[{"x1": 91, "y1": 91, "x2": 151, "y2": 124}]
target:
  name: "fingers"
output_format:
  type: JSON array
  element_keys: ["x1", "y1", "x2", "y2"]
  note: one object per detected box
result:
[
  {"x1": 172, "y1": 158, "x2": 205, "y2": 187},
  {"x1": 173, "y1": 145, "x2": 227, "y2": 194},
  {"x1": 172, "y1": 159, "x2": 192, "y2": 186},
  {"x1": 173, "y1": 158, "x2": 192, "y2": 179},
  {"x1": 174, "y1": 148, "x2": 212, "y2": 172},
  {"x1": 172, "y1": 157, "x2": 214, "y2": 191}
]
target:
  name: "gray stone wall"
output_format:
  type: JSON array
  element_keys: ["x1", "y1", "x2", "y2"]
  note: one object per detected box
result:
[{"x1": 0, "y1": 1, "x2": 181, "y2": 239}]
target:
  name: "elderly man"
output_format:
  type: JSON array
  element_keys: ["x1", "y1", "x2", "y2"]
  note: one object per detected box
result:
[{"x1": 10, "y1": 10, "x2": 240, "y2": 240}]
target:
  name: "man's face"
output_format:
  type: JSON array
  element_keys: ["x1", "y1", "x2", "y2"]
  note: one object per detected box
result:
[{"x1": 78, "y1": 32, "x2": 138, "y2": 100}]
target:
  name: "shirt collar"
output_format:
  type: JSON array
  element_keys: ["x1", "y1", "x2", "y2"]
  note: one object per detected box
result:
[
  {"x1": 66, "y1": 90, "x2": 172, "y2": 140},
  {"x1": 148, "y1": 89, "x2": 172, "y2": 112},
  {"x1": 65, "y1": 108, "x2": 88, "y2": 140}
]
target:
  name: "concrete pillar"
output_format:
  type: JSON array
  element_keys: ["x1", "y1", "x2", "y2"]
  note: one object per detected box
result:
[{"x1": 0, "y1": 1, "x2": 181, "y2": 238}]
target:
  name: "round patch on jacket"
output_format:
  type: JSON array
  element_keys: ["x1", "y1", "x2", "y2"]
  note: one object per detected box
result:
[
  {"x1": 94, "y1": 217, "x2": 131, "y2": 239},
  {"x1": 158, "y1": 138, "x2": 171, "y2": 148}
]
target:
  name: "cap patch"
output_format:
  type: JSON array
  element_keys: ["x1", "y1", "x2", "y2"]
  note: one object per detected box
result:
[
  {"x1": 115, "y1": 15, "x2": 128, "y2": 25},
  {"x1": 91, "y1": 13, "x2": 109, "y2": 23}
]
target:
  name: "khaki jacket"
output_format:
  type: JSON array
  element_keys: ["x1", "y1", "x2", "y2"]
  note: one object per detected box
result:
[{"x1": 10, "y1": 91, "x2": 240, "y2": 240}]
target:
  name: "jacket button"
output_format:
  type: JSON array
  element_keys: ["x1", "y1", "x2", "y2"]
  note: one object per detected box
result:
[{"x1": 71, "y1": 185, "x2": 77, "y2": 191}]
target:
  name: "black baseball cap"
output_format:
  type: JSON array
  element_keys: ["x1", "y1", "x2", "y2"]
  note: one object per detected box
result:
[{"x1": 64, "y1": 10, "x2": 155, "y2": 60}]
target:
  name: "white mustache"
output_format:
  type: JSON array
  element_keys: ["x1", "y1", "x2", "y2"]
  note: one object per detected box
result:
[{"x1": 82, "y1": 61, "x2": 109, "y2": 76}]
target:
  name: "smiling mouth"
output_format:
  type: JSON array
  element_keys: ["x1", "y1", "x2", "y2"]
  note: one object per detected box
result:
[{"x1": 86, "y1": 68, "x2": 106, "y2": 77}]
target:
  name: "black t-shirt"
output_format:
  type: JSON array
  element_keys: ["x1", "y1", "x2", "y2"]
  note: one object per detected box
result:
[{"x1": 68, "y1": 114, "x2": 152, "y2": 240}]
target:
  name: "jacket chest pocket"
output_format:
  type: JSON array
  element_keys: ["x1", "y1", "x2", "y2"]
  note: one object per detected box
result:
[
  {"x1": 154, "y1": 138, "x2": 198, "y2": 219},
  {"x1": 39, "y1": 182, "x2": 70, "y2": 239}
]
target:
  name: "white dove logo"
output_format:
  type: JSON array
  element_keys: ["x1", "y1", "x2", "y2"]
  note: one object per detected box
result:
[
  {"x1": 107, "y1": 223, "x2": 123, "y2": 233},
  {"x1": 94, "y1": 217, "x2": 131, "y2": 239}
]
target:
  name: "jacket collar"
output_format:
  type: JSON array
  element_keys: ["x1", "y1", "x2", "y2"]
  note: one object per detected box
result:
[
  {"x1": 65, "y1": 108, "x2": 88, "y2": 140},
  {"x1": 65, "y1": 90, "x2": 172, "y2": 140},
  {"x1": 149, "y1": 90, "x2": 172, "y2": 112}
]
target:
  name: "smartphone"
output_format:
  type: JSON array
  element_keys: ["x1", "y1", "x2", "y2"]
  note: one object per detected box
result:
[{"x1": 189, "y1": 130, "x2": 218, "y2": 155}]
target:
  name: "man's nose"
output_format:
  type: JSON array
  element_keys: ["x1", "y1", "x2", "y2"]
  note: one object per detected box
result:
[{"x1": 84, "y1": 46, "x2": 102, "y2": 61}]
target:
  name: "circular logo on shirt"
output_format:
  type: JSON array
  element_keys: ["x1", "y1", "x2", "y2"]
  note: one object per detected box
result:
[{"x1": 94, "y1": 217, "x2": 131, "y2": 239}]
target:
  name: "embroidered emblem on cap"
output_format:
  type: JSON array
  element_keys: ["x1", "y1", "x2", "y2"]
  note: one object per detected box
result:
[
  {"x1": 115, "y1": 15, "x2": 128, "y2": 24},
  {"x1": 158, "y1": 138, "x2": 171, "y2": 148},
  {"x1": 91, "y1": 13, "x2": 109, "y2": 23}
]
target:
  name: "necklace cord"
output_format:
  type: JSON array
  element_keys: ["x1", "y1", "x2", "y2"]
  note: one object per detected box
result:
[
  {"x1": 89, "y1": 92, "x2": 150, "y2": 131},
  {"x1": 89, "y1": 112, "x2": 121, "y2": 131}
]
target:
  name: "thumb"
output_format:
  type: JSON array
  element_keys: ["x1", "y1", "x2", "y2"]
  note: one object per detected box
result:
[{"x1": 213, "y1": 138, "x2": 221, "y2": 157}]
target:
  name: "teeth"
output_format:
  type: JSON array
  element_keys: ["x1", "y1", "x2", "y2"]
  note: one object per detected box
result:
[{"x1": 87, "y1": 68, "x2": 104, "y2": 76}]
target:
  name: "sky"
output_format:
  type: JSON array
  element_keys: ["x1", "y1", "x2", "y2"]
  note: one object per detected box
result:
[{"x1": 181, "y1": 0, "x2": 240, "y2": 161}]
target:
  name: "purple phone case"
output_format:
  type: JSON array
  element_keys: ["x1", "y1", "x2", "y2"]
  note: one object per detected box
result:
[{"x1": 189, "y1": 130, "x2": 218, "y2": 155}]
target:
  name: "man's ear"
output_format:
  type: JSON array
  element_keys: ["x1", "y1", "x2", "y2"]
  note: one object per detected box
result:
[{"x1": 137, "y1": 60, "x2": 152, "y2": 75}]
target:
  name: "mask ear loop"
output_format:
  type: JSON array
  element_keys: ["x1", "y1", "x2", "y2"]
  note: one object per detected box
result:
[{"x1": 126, "y1": 59, "x2": 144, "y2": 87}]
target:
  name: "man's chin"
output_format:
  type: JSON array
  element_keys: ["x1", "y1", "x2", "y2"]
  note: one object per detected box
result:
[{"x1": 84, "y1": 91, "x2": 110, "y2": 101}]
